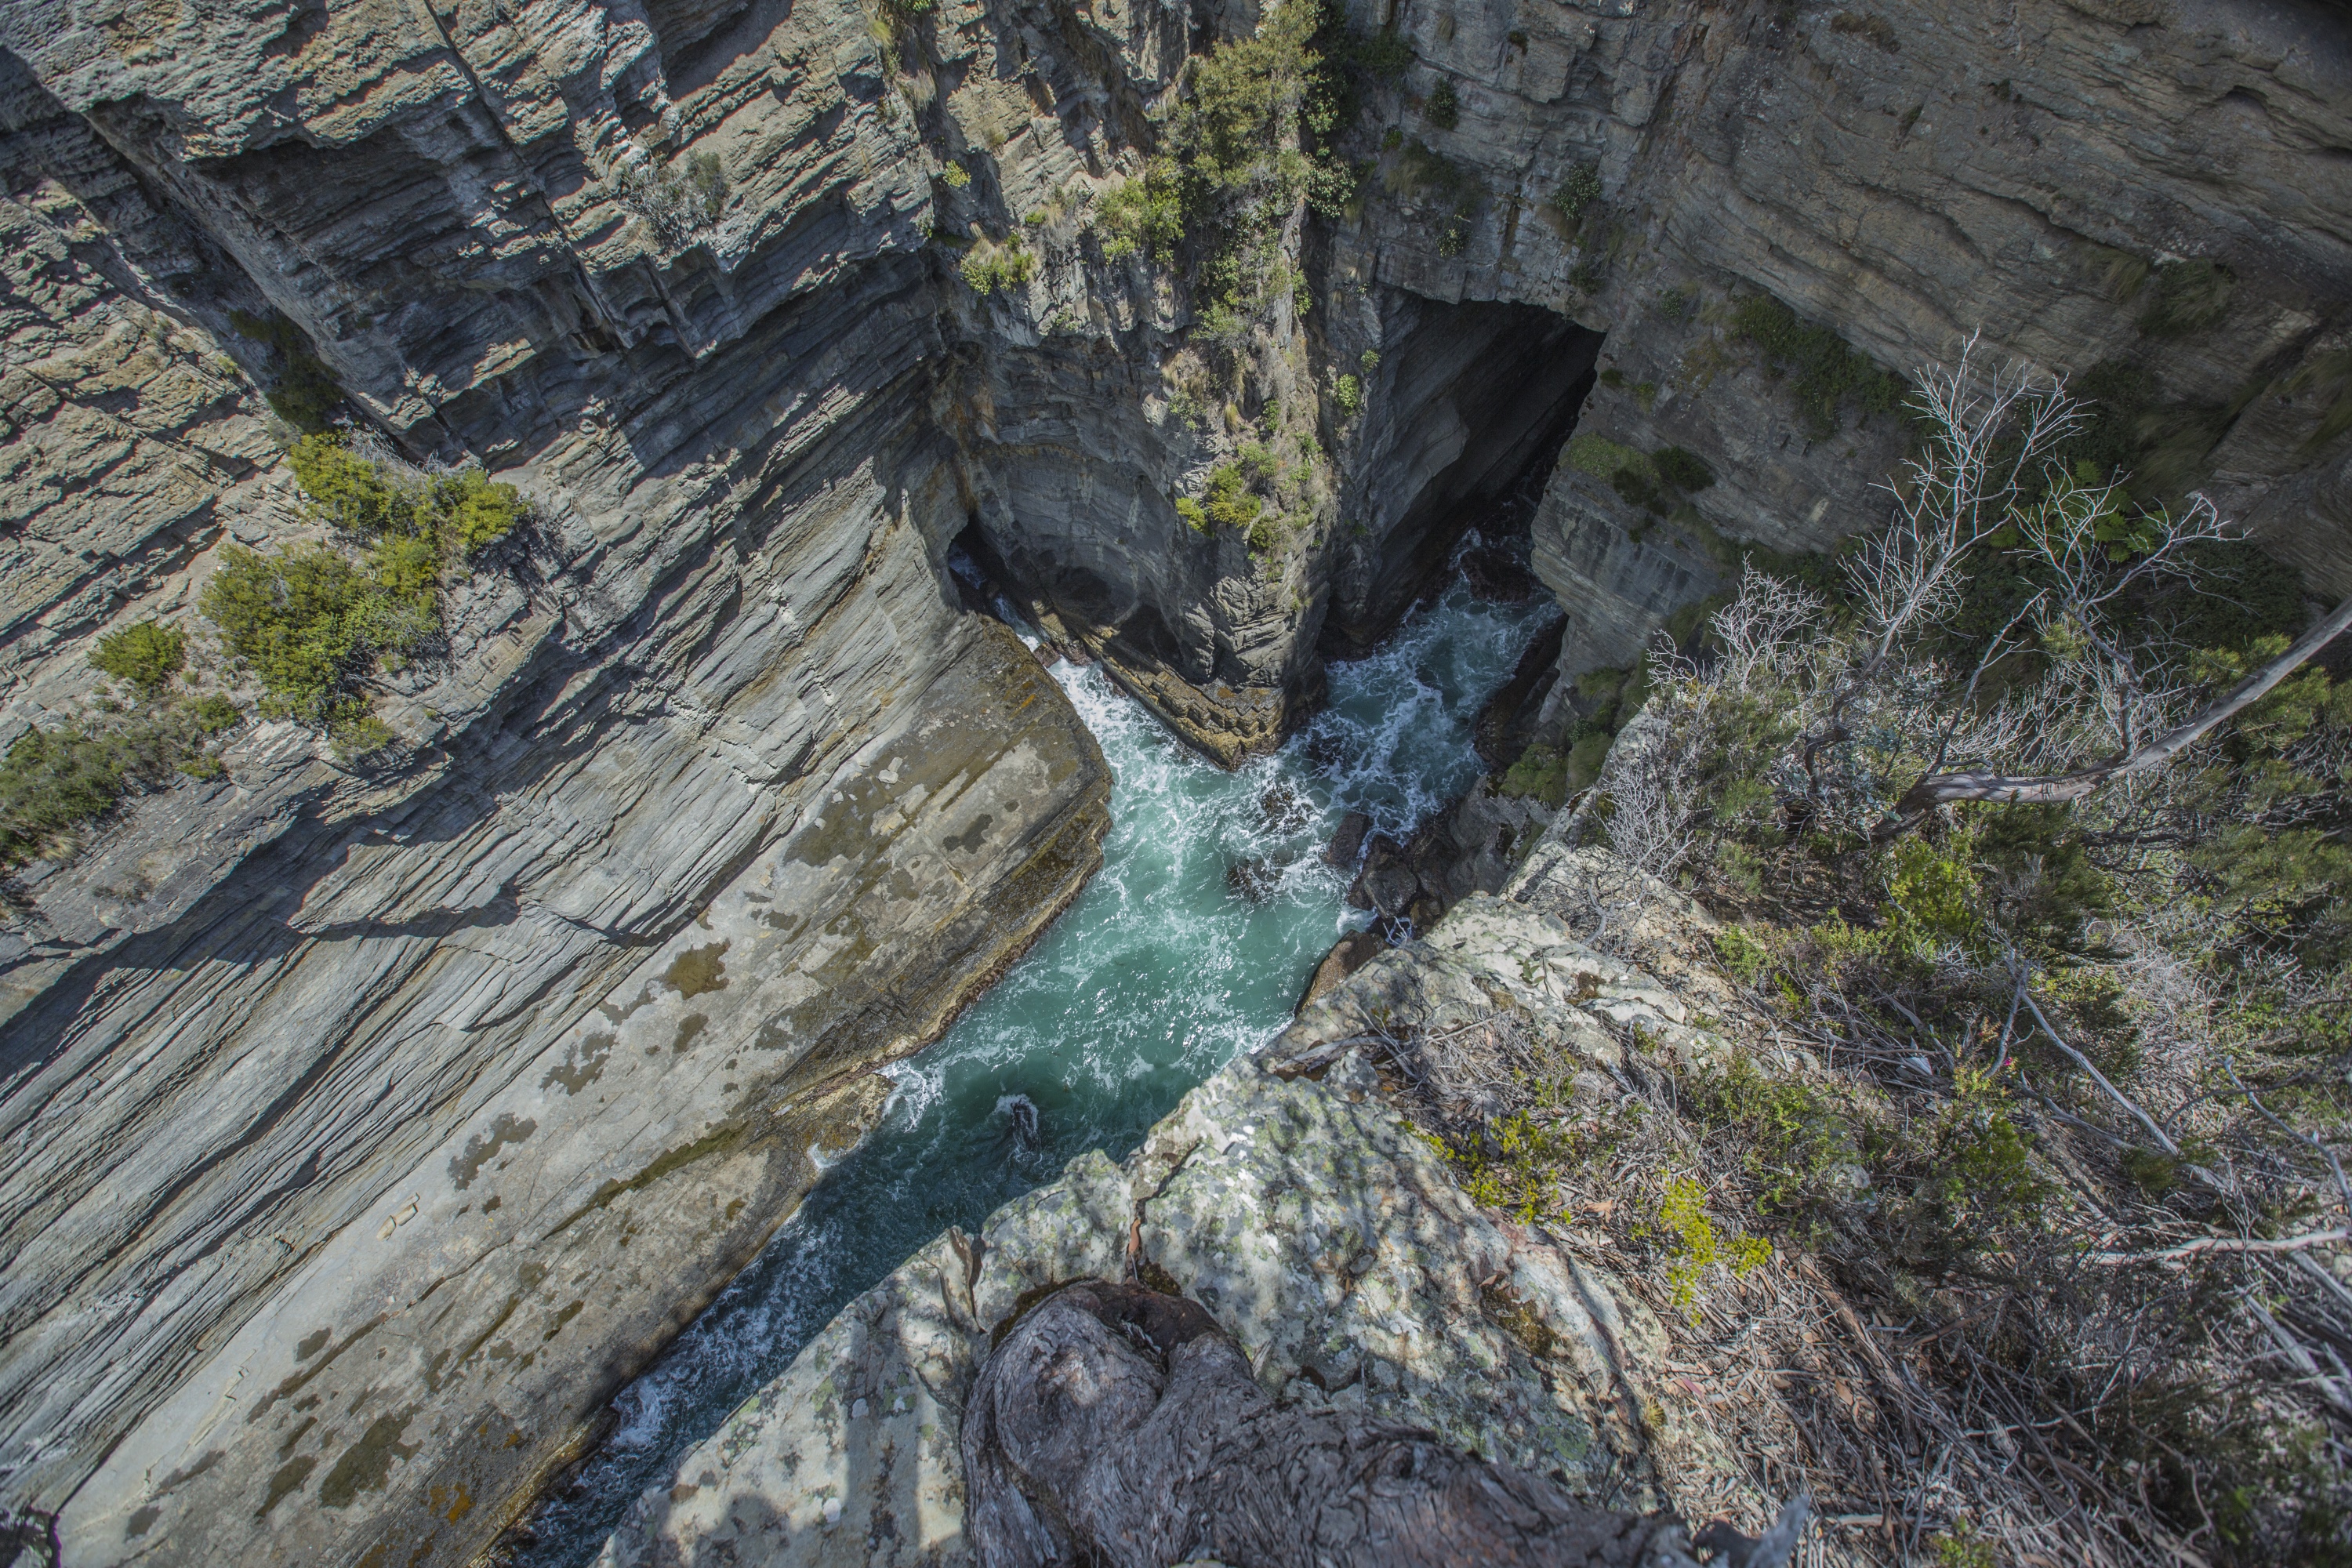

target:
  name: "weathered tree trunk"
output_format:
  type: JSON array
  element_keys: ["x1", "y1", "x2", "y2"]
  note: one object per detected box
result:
[
  {"x1": 1892, "y1": 592, "x2": 2352, "y2": 815},
  {"x1": 962, "y1": 1281, "x2": 1806, "y2": 1568}
]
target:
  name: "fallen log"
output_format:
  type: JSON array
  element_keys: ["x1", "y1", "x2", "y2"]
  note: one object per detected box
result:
[{"x1": 963, "y1": 1280, "x2": 1807, "y2": 1568}]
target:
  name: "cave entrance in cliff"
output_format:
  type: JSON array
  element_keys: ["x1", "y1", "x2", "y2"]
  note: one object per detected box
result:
[{"x1": 1323, "y1": 299, "x2": 1600, "y2": 656}]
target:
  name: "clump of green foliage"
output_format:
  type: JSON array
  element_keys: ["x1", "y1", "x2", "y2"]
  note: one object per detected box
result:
[
  {"x1": 2, "y1": 623, "x2": 245, "y2": 868},
  {"x1": 1729, "y1": 294, "x2": 1905, "y2": 437},
  {"x1": 938, "y1": 162, "x2": 971, "y2": 191},
  {"x1": 1096, "y1": 161, "x2": 1184, "y2": 261},
  {"x1": 201, "y1": 436, "x2": 523, "y2": 744},
  {"x1": 959, "y1": 240, "x2": 1036, "y2": 295},
  {"x1": 1550, "y1": 162, "x2": 1602, "y2": 223},
  {"x1": 90, "y1": 621, "x2": 187, "y2": 693},
  {"x1": 2140, "y1": 258, "x2": 2236, "y2": 338},
  {"x1": 1430, "y1": 1105, "x2": 1640, "y2": 1224},
  {"x1": 202, "y1": 543, "x2": 430, "y2": 728},
  {"x1": 1424, "y1": 77, "x2": 1459, "y2": 130},
  {"x1": 286, "y1": 434, "x2": 524, "y2": 559},
  {"x1": 1332, "y1": 372, "x2": 1363, "y2": 416},
  {"x1": 230, "y1": 309, "x2": 345, "y2": 433},
  {"x1": 1652, "y1": 445, "x2": 1714, "y2": 492},
  {"x1": 1202, "y1": 463, "x2": 1262, "y2": 530},
  {"x1": 1567, "y1": 435, "x2": 1716, "y2": 520},
  {"x1": 1649, "y1": 1175, "x2": 1772, "y2": 1316},
  {"x1": 1499, "y1": 743, "x2": 1570, "y2": 807},
  {"x1": 1107, "y1": 0, "x2": 1423, "y2": 349},
  {"x1": 615, "y1": 149, "x2": 730, "y2": 247}
]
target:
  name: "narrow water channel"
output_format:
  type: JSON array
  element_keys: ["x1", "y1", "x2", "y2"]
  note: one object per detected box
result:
[{"x1": 519, "y1": 553, "x2": 1558, "y2": 1564}]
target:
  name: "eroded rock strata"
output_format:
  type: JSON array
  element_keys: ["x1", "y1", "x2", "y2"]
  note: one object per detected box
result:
[{"x1": 1, "y1": 0, "x2": 2347, "y2": 1563}]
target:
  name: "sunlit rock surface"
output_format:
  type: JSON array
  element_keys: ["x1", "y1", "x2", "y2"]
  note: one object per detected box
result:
[
  {"x1": 1, "y1": 0, "x2": 2347, "y2": 1561},
  {"x1": 593, "y1": 840, "x2": 1752, "y2": 1567}
]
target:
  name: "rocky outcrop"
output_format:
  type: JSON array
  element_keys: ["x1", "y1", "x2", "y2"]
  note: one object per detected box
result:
[{"x1": 590, "y1": 833, "x2": 1762, "y2": 1567}]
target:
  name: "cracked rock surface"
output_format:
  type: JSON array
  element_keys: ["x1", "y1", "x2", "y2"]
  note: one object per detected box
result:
[{"x1": 595, "y1": 845, "x2": 1747, "y2": 1567}]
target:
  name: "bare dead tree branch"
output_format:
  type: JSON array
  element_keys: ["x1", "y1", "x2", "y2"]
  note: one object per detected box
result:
[{"x1": 1893, "y1": 592, "x2": 2352, "y2": 815}]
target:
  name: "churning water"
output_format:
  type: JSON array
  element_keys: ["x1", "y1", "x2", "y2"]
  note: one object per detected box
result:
[{"x1": 519, "y1": 559, "x2": 1557, "y2": 1564}]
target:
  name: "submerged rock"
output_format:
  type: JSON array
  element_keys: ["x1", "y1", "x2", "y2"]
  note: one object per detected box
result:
[{"x1": 1225, "y1": 855, "x2": 1292, "y2": 903}]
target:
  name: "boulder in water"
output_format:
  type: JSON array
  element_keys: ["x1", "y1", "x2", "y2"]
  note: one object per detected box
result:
[
  {"x1": 1225, "y1": 856, "x2": 1288, "y2": 902},
  {"x1": 1323, "y1": 810, "x2": 1371, "y2": 867}
]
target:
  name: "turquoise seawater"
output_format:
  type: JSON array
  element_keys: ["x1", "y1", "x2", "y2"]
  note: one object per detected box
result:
[{"x1": 521, "y1": 561, "x2": 1556, "y2": 1563}]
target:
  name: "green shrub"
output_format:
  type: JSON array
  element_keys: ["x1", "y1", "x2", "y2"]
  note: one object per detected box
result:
[
  {"x1": 0, "y1": 693, "x2": 249, "y2": 867},
  {"x1": 1175, "y1": 495, "x2": 1209, "y2": 531},
  {"x1": 960, "y1": 241, "x2": 1034, "y2": 295},
  {"x1": 1566, "y1": 432, "x2": 1646, "y2": 481},
  {"x1": 1729, "y1": 294, "x2": 1904, "y2": 437},
  {"x1": 1499, "y1": 743, "x2": 1570, "y2": 807},
  {"x1": 2140, "y1": 259, "x2": 2235, "y2": 338},
  {"x1": 1686, "y1": 1057, "x2": 1859, "y2": 1215},
  {"x1": 1203, "y1": 464, "x2": 1261, "y2": 530},
  {"x1": 1610, "y1": 464, "x2": 1660, "y2": 509},
  {"x1": 0, "y1": 727, "x2": 146, "y2": 866},
  {"x1": 1652, "y1": 445, "x2": 1715, "y2": 491},
  {"x1": 1359, "y1": 349, "x2": 1380, "y2": 373},
  {"x1": 1333, "y1": 372, "x2": 1363, "y2": 415},
  {"x1": 938, "y1": 163, "x2": 971, "y2": 190},
  {"x1": 286, "y1": 434, "x2": 522, "y2": 559},
  {"x1": 1653, "y1": 1174, "x2": 1772, "y2": 1316},
  {"x1": 1096, "y1": 160, "x2": 1184, "y2": 260},
  {"x1": 1425, "y1": 78, "x2": 1459, "y2": 130},
  {"x1": 1550, "y1": 163, "x2": 1602, "y2": 222},
  {"x1": 201, "y1": 543, "x2": 428, "y2": 721},
  {"x1": 89, "y1": 622, "x2": 186, "y2": 692}
]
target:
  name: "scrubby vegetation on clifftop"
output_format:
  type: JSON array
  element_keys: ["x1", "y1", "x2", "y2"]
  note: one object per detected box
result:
[{"x1": 1413, "y1": 345, "x2": 2352, "y2": 1564}]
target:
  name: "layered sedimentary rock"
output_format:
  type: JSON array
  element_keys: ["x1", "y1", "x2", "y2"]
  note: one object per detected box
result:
[
  {"x1": 1, "y1": 2, "x2": 1119, "y2": 1563},
  {"x1": 2, "y1": 0, "x2": 2347, "y2": 1563}
]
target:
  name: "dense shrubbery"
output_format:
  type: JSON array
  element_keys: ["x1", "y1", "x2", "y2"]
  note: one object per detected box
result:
[
  {"x1": 1550, "y1": 342, "x2": 2352, "y2": 1561},
  {"x1": 959, "y1": 240, "x2": 1036, "y2": 295},
  {"x1": 201, "y1": 434, "x2": 524, "y2": 746},
  {"x1": 0, "y1": 624, "x2": 245, "y2": 869},
  {"x1": 1730, "y1": 294, "x2": 1905, "y2": 437},
  {"x1": 89, "y1": 621, "x2": 186, "y2": 692},
  {"x1": 1549, "y1": 162, "x2": 1602, "y2": 223}
]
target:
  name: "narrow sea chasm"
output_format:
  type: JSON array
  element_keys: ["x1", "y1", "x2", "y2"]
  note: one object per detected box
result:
[{"x1": 521, "y1": 557, "x2": 1557, "y2": 1564}]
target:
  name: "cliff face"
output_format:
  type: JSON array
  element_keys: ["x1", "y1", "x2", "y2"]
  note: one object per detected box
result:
[
  {"x1": 1, "y1": 5, "x2": 1116, "y2": 1564},
  {"x1": 1, "y1": 0, "x2": 2347, "y2": 1564},
  {"x1": 1313, "y1": 0, "x2": 2352, "y2": 678}
]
